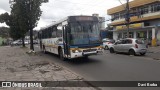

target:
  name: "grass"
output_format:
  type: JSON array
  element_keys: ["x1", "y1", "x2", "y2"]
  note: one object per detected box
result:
[{"x1": 0, "y1": 37, "x2": 7, "y2": 46}]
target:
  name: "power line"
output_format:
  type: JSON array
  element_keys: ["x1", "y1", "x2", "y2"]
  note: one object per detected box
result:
[{"x1": 118, "y1": 0, "x2": 126, "y2": 9}]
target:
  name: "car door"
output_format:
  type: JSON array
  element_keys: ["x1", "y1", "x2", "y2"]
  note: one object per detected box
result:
[
  {"x1": 119, "y1": 39, "x2": 126, "y2": 52},
  {"x1": 122, "y1": 39, "x2": 130, "y2": 52},
  {"x1": 114, "y1": 40, "x2": 122, "y2": 52}
]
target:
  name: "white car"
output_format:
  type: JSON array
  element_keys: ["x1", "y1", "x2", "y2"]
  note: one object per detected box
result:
[
  {"x1": 110, "y1": 38, "x2": 148, "y2": 56},
  {"x1": 102, "y1": 38, "x2": 115, "y2": 50},
  {"x1": 11, "y1": 40, "x2": 22, "y2": 46},
  {"x1": 25, "y1": 40, "x2": 29, "y2": 44}
]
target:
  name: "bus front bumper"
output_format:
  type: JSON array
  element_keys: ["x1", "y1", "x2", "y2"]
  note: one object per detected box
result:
[{"x1": 70, "y1": 49, "x2": 104, "y2": 59}]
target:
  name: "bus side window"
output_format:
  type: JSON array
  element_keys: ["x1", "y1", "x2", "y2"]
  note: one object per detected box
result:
[
  {"x1": 52, "y1": 26, "x2": 57, "y2": 38},
  {"x1": 52, "y1": 31, "x2": 56, "y2": 38},
  {"x1": 57, "y1": 30, "x2": 62, "y2": 37}
]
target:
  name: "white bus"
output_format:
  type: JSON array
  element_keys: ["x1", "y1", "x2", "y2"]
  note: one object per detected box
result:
[{"x1": 38, "y1": 16, "x2": 103, "y2": 60}]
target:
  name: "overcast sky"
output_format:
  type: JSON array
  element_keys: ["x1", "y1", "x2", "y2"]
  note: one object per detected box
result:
[{"x1": 0, "y1": 0, "x2": 127, "y2": 30}]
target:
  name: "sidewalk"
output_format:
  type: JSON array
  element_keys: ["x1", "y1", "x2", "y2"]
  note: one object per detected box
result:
[
  {"x1": 0, "y1": 46, "x2": 97, "y2": 90},
  {"x1": 147, "y1": 46, "x2": 160, "y2": 60}
]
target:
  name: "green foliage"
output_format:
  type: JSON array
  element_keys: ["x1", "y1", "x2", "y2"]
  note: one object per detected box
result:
[
  {"x1": 0, "y1": 27, "x2": 10, "y2": 38},
  {"x1": 0, "y1": 13, "x2": 11, "y2": 26},
  {"x1": 0, "y1": 0, "x2": 48, "y2": 47},
  {"x1": 0, "y1": 12, "x2": 23, "y2": 40},
  {"x1": 11, "y1": 0, "x2": 47, "y2": 30}
]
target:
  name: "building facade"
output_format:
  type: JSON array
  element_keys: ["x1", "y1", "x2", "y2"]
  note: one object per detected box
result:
[{"x1": 107, "y1": 0, "x2": 160, "y2": 46}]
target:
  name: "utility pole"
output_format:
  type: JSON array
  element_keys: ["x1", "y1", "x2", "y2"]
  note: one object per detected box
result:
[{"x1": 126, "y1": 0, "x2": 130, "y2": 38}]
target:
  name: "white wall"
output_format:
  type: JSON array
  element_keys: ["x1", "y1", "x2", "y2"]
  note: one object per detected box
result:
[{"x1": 113, "y1": 32, "x2": 118, "y2": 40}]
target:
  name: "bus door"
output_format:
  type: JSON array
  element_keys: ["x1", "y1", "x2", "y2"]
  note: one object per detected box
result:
[{"x1": 63, "y1": 25, "x2": 70, "y2": 58}]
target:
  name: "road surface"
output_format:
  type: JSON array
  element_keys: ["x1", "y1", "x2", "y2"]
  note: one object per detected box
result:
[{"x1": 34, "y1": 45, "x2": 160, "y2": 90}]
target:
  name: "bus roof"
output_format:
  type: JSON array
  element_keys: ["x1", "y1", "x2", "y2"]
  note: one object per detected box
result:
[{"x1": 40, "y1": 15, "x2": 98, "y2": 31}]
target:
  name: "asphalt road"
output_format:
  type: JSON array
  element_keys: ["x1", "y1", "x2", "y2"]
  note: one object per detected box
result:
[{"x1": 34, "y1": 45, "x2": 160, "y2": 90}]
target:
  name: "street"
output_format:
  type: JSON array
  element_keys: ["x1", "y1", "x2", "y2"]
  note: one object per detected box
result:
[
  {"x1": 34, "y1": 45, "x2": 160, "y2": 90},
  {"x1": 1, "y1": 0, "x2": 160, "y2": 90}
]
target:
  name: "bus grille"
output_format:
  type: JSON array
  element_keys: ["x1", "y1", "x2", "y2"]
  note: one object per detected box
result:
[{"x1": 83, "y1": 49, "x2": 97, "y2": 52}]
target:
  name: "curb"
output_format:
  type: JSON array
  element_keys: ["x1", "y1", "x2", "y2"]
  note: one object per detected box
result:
[{"x1": 153, "y1": 58, "x2": 160, "y2": 60}]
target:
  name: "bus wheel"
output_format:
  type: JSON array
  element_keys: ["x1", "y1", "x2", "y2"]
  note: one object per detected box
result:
[
  {"x1": 83, "y1": 56, "x2": 89, "y2": 61},
  {"x1": 59, "y1": 49, "x2": 66, "y2": 61},
  {"x1": 84, "y1": 56, "x2": 88, "y2": 59}
]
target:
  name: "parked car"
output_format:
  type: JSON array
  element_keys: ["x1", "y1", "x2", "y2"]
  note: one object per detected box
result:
[
  {"x1": 11, "y1": 40, "x2": 22, "y2": 46},
  {"x1": 102, "y1": 38, "x2": 115, "y2": 50},
  {"x1": 33, "y1": 40, "x2": 38, "y2": 44},
  {"x1": 109, "y1": 38, "x2": 148, "y2": 56},
  {"x1": 25, "y1": 40, "x2": 29, "y2": 44},
  {"x1": 11, "y1": 40, "x2": 18, "y2": 46}
]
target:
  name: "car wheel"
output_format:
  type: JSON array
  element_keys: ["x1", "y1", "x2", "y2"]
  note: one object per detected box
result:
[
  {"x1": 110, "y1": 48, "x2": 115, "y2": 53},
  {"x1": 105, "y1": 45, "x2": 109, "y2": 50},
  {"x1": 129, "y1": 49, "x2": 135, "y2": 56},
  {"x1": 140, "y1": 53, "x2": 146, "y2": 56}
]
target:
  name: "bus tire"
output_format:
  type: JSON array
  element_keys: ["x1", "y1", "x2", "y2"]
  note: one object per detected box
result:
[
  {"x1": 84, "y1": 56, "x2": 88, "y2": 59},
  {"x1": 59, "y1": 48, "x2": 66, "y2": 61},
  {"x1": 83, "y1": 56, "x2": 89, "y2": 61}
]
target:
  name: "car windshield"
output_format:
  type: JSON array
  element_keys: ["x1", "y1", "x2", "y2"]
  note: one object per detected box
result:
[
  {"x1": 103, "y1": 39, "x2": 115, "y2": 43},
  {"x1": 136, "y1": 39, "x2": 145, "y2": 44},
  {"x1": 115, "y1": 40, "x2": 122, "y2": 44},
  {"x1": 70, "y1": 22, "x2": 101, "y2": 45}
]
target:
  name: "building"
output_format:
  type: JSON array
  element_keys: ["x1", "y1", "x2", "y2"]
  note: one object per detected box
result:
[
  {"x1": 107, "y1": 0, "x2": 160, "y2": 46},
  {"x1": 92, "y1": 14, "x2": 106, "y2": 29}
]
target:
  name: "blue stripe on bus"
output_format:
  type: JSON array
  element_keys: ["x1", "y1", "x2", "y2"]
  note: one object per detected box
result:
[
  {"x1": 58, "y1": 44, "x2": 102, "y2": 48},
  {"x1": 58, "y1": 44, "x2": 63, "y2": 46},
  {"x1": 70, "y1": 44, "x2": 102, "y2": 48}
]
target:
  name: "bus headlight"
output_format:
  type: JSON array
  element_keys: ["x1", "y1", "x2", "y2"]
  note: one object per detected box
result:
[
  {"x1": 98, "y1": 48, "x2": 103, "y2": 50},
  {"x1": 98, "y1": 48, "x2": 101, "y2": 50},
  {"x1": 72, "y1": 50, "x2": 82, "y2": 53},
  {"x1": 75, "y1": 50, "x2": 79, "y2": 53}
]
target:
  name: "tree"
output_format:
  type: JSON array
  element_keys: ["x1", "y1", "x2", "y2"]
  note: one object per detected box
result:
[
  {"x1": 10, "y1": 0, "x2": 29, "y2": 47},
  {"x1": 0, "y1": 0, "x2": 48, "y2": 48},
  {"x1": 0, "y1": 13, "x2": 23, "y2": 41},
  {"x1": 0, "y1": 6, "x2": 28, "y2": 47},
  {"x1": 9, "y1": 0, "x2": 48, "y2": 50},
  {"x1": 0, "y1": 13, "x2": 10, "y2": 24},
  {"x1": 25, "y1": 0, "x2": 42, "y2": 51}
]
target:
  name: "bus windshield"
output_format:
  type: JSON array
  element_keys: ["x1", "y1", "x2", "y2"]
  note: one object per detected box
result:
[{"x1": 70, "y1": 22, "x2": 101, "y2": 45}]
